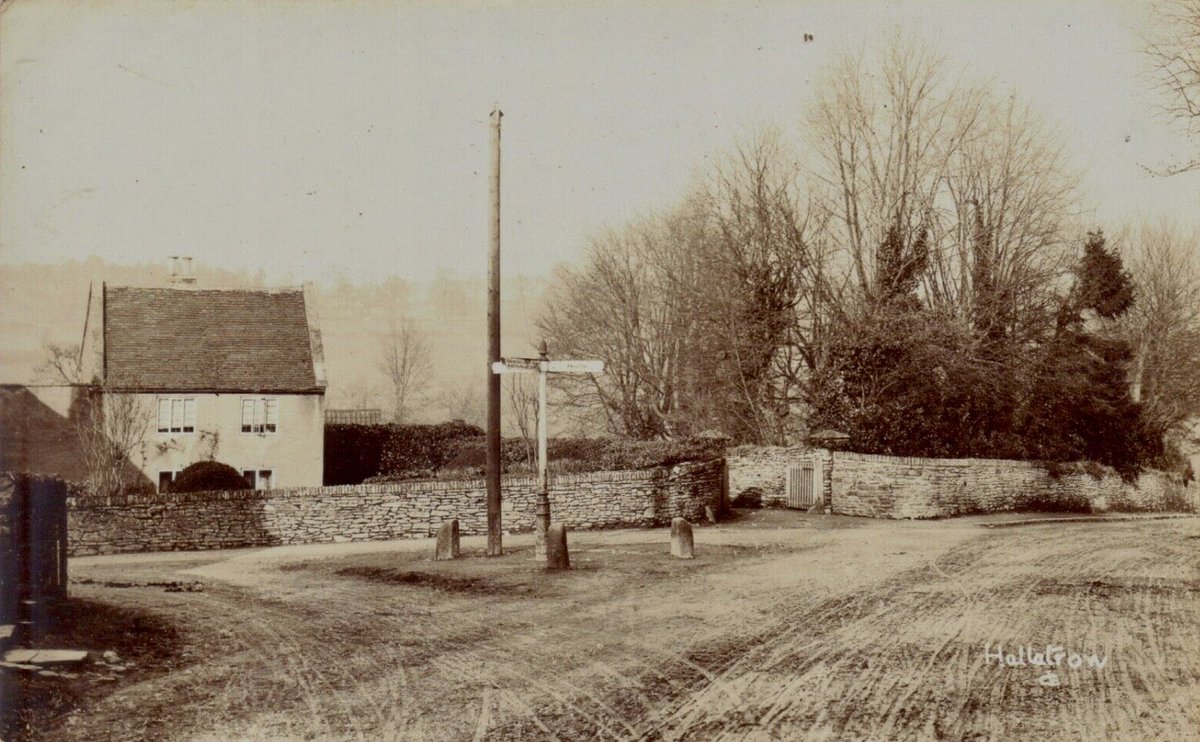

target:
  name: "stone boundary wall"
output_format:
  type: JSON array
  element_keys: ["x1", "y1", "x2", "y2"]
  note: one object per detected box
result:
[
  {"x1": 727, "y1": 446, "x2": 833, "y2": 508},
  {"x1": 67, "y1": 460, "x2": 725, "y2": 556},
  {"x1": 727, "y1": 446, "x2": 811, "y2": 507},
  {"x1": 829, "y1": 451, "x2": 1199, "y2": 519}
]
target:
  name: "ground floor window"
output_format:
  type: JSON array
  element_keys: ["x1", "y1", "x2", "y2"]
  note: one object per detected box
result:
[
  {"x1": 158, "y1": 470, "x2": 177, "y2": 493},
  {"x1": 242, "y1": 469, "x2": 274, "y2": 491}
]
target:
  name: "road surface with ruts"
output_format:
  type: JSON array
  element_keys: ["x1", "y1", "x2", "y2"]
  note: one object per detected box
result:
[{"x1": 16, "y1": 510, "x2": 1199, "y2": 741}]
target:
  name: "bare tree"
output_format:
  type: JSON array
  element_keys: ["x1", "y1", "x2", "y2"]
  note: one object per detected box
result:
[
  {"x1": 807, "y1": 34, "x2": 1080, "y2": 350},
  {"x1": 804, "y1": 33, "x2": 1089, "y2": 456},
  {"x1": 334, "y1": 377, "x2": 386, "y2": 412},
  {"x1": 437, "y1": 378, "x2": 485, "y2": 428},
  {"x1": 540, "y1": 133, "x2": 830, "y2": 444},
  {"x1": 932, "y1": 95, "x2": 1078, "y2": 349},
  {"x1": 74, "y1": 388, "x2": 153, "y2": 498},
  {"x1": 34, "y1": 342, "x2": 82, "y2": 384},
  {"x1": 504, "y1": 374, "x2": 539, "y2": 462},
  {"x1": 542, "y1": 33, "x2": 1078, "y2": 447},
  {"x1": 1121, "y1": 221, "x2": 1200, "y2": 446},
  {"x1": 377, "y1": 318, "x2": 432, "y2": 423},
  {"x1": 35, "y1": 342, "x2": 152, "y2": 494},
  {"x1": 1144, "y1": 0, "x2": 1200, "y2": 174},
  {"x1": 806, "y1": 34, "x2": 985, "y2": 300},
  {"x1": 538, "y1": 211, "x2": 696, "y2": 439},
  {"x1": 683, "y1": 132, "x2": 829, "y2": 443}
]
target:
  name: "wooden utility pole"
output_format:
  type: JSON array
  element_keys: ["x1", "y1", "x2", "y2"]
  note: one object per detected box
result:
[
  {"x1": 536, "y1": 340, "x2": 550, "y2": 554},
  {"x1": 486, "y1": 106, "x2": 503, "y2": 556}
]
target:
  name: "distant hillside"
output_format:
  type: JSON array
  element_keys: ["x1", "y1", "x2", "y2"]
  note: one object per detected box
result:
[{"x1": 0, "y1": 258, "x2": 549, "y2": 427}]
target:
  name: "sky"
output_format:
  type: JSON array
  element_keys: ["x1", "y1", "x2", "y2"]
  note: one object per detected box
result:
[{"x1": 1, "y1": 0, "x2": 1197, "y2": 286}]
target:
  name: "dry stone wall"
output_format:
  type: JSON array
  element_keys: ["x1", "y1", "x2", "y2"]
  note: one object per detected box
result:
[
  {"x1": 727, "y1": 446, "x2": 811, "y2": 507},
  {"x1": 68, "y1": 460, "x2": 725, "y2": 556},
  {"x1": 829, "y1": 451, "x2": 1197, "y2": 519},
  {"x1": 727, "y1": 446, "x2": 832, "y2": 508}
]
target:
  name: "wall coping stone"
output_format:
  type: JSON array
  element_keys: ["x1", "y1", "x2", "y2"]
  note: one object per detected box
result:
[{"x1": 831, "y1": 451, "x2": 1044, "y2": 469}]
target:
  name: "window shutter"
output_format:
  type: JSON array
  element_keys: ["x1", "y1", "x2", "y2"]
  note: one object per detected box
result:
[
  {"x1": 265, "y1": 399, "x2": 279, "y2": 432},
  {"x1": 157, "y1": 399, "x2": 171, "y2": 431}
]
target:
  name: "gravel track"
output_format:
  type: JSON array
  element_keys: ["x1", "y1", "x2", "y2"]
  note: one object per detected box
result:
[{"x1": 42, "y1": 513, "x2": 1200, "y2": 741}]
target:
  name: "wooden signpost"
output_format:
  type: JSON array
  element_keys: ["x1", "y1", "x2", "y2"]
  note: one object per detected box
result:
[{"x1": 493, "y1": 341, "x2": 604, "y2": 561}]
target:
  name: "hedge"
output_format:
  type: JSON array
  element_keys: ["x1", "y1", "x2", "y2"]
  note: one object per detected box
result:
[
  {"x1": 324, "y1": 421, "x2": 484, "y2": 485},
  {"x1": 364, "y1": 435, "x2": 728, "y2": 482},
  {"x1": 327, "y1": 421, "x2": 728, "y2": 485}
]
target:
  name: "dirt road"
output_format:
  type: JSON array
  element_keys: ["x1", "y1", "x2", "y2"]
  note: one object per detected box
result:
[{"x1": 27, "y1": 512, "x2": 1200, "y2": 740}]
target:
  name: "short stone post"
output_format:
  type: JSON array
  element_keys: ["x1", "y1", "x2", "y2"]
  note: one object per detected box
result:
[
  {"x1": 545, "y1": 523, "x2": 570, "y2": 570},
  {"x1": 434, "y1": 519, "x2": 460, "y2": 560},
  {"x1": 670, "y1": 517, "x2": 694, "y2": 559}
]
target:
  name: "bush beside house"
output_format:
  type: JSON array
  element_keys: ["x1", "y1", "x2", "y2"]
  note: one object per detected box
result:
[{"x1": 169, "y1": 461, "x2": 252, "y2": 493}]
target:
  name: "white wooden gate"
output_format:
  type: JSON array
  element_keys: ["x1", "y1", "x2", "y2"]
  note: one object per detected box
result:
[{"x1": 786, "y1": 462, "x2": 816, "y2": 509}]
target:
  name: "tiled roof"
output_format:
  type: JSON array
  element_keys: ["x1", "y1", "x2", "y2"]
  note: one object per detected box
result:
[{"x1": 104, "y1": 287, "x2": 323, "y2": 392}]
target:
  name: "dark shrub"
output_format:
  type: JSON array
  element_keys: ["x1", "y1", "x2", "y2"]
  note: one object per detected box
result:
[
  {"x1": 1043, "y1": 460, "x2": 1110, "y2": 481},
  {"x1": 377, "y1": 421, "x2": 485, "y2": 476},
  {"x1": 324, "y1": 424, "x2": 391, "y2": 485},
  {"x1": 595, "y1": 437, "x2": 725, "y2": 470},
  {"x1": 1021, "y1": 491, "x2": 1093, "y2": 514},
  {"x1": 325, "y1": 422, "x2": 485, "y2": 485},
  {"x1": 169, "y1": 461, "x2": 252, "y2": 493},
  {"x1": 440, "y1": 437, "x2": 531, "y2": 475},
  {"x1": 732, "y1": 487, "x2": 764, "y2": 509}
]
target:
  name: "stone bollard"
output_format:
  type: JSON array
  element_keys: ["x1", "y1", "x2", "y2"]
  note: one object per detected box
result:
[
  {"x1": 545, "y1": 524, "x2": 570, "y2": 570},
  {"x1": 434, "y1": 519, "x2": 460, "y2": 560},
  {"x1": 671, "y1": 517, "x2": 694, "y2": 559}
]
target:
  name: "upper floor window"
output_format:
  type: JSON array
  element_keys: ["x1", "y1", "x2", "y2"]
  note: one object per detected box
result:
[
  {"x1": 241, "y1": 397, "x2": 279, "y2": 434},
  {"x1": 157, "y1": 398, "x2": 196, "y2": 434}
]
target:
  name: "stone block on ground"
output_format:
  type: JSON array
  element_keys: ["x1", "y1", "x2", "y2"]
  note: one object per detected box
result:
[
  {"x1": 671, "y1": 517, "x2": 694, "y2": 559},
  {"x1": 434, "y1": 519, "x2": 460, "y2": 560},
  {"x1": 545, "y1": 524, "x2": 570, "y2": 570},
  {"x1": 2, "y1": 649, "x2": 89, "y2": 667}
]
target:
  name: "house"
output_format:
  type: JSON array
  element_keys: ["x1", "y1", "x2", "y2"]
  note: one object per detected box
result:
[
  {"x1": 0, "y1": 384, "x2": 96, "y2": 483},
  {"x1": 79, "y1": 279, "x2": 327, "y2": 492}
]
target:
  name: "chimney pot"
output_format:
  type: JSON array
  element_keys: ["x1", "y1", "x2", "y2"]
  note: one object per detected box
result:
[{"x1": 169, "y1": 256, "x2": 196, "y2": 286}]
